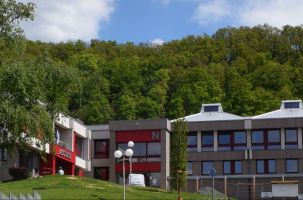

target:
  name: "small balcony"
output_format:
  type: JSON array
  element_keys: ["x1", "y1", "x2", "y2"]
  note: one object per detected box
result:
[{"x1": 53, "y1": 143, "x2": 75, "y2": 164}]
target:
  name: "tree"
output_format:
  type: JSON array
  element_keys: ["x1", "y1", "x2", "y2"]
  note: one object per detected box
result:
[
  {"x1": 0, "y1": 1, "x2": 76, "y2": 153},
  {"x1": 170, "y1": 118, "x2": 188, "y2": 200},
  {"x1": 0, "y1": 0, "x2": 34, "y2": 38}
]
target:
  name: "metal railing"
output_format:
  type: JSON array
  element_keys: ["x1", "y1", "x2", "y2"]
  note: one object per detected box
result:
[
  {"x1": 0, "y1": 191, "x2": 41, "y2": 200},
  {"x1": 55, "y1": 140, "x2": 72, "y2": 151}
]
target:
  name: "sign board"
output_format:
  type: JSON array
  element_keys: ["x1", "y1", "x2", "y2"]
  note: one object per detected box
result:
[
  {"x1": 209, "y1": 168, "x2": 216, "y2": 177},
  {"x1": 272, "y1": 183, "x2": 298, "y2": 197},
  {"x1": 54, "y1": 144, "x2": 75, "y2": 163}
]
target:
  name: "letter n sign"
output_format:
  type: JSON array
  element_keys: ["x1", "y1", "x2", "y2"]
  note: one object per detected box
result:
[{"x1": 152, "y1": 131, "x2": 160, "y2": 141}]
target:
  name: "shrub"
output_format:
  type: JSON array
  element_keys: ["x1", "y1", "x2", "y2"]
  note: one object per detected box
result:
[{"x1": 9, "y1": 167, "x2": 31, "y2": 180}]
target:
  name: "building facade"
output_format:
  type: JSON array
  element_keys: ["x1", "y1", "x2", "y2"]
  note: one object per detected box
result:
[
  {"x1": 0, "y1": 114, "x2": 91, "y2": 180},
  {"x1": 184, "y1": 100, "x2": 303, "y2": 199},
  {"x1": 1, "y1": 100, "x2": 303, "y2": 199}
]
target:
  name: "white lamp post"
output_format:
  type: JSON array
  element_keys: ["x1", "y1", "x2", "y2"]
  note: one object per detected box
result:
[
  {"x1": 114, "y1": 147, "x2": 133, "y2": 200},
  {"x1": 127, "y1": 141, "x2": 134, "y2": 174}
]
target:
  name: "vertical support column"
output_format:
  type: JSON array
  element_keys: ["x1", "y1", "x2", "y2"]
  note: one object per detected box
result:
[
  {"x1": 298, "y1": 128, "x2": 302, "y2": 149},
  {"x1": 197, "y1": 131, "x2": 202, "y2": 152},
  {"x1": 224, "y1": 176, "x2": 227, "y2": 196},
  {"x1": 196, "y1": 177, "x2": 199, "y2": 193},
  {"x1": 160, "y1": 129, "x2": 170, "y2": 190},
  {"x1": 71, "y1": 164, "x2": 75, "y2": 176},
  {"x1": 247, "y1": 130, "x2": 251, "y2": 150},
  {"x1": 252, "y1": 175, "x2": 256, "y2": 200},
  {"x1": 52, "y1": 156, "x2": 56, "y2": 175},
  {"x1": 281, "y1": 128, "x2": 285, "y2": 150},
  {"x1": 109, "y1": 131, "x2": 116, "y2": 183},
  {"x1": 213, "y1": 131, "x2": 218, "y2": 152}
]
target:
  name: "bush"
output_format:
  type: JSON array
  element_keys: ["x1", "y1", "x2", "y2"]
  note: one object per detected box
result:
[{"x1": 9, "y1": 167, "x2": 31, "y2": 180}]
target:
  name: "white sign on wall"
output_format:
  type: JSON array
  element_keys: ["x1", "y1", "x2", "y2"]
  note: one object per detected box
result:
[{"x1": 272, "y1": 183, "x2": 298, "y2": 197}]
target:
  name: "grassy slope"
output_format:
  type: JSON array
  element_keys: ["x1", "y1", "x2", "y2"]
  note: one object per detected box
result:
[{"x1": 0, "y1": 175, "x2": 207, "y2": 200}]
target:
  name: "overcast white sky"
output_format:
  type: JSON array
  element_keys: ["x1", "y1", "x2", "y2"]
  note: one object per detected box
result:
[{"x1": 19, "y1": 0, "x2": 303, "y2": 44}]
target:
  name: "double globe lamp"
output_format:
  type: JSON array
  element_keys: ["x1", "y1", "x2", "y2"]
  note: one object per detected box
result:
[{"x1": 114, "y1": 141, "x2": 134, "y2": 200}]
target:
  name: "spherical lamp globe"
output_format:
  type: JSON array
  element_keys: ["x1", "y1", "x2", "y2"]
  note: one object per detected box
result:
[
  {"x1": 114, "y1": 150, "x2": 122, "y2": 158},
  {"x1": 128, "y1": 141, "x2": 134, "y2": 148},
  {"x1": 125, "y1": 149, "x2": 133, "y2": 157}
]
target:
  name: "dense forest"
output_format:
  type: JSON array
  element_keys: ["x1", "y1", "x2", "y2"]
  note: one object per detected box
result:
[
  {"x1": 4, "y1": 0, "x2": 302, "y2": 150},
  {"x1": 12, "y1": 25, "x2": 302, "y2": 124},
  {"x1": 21, "y1": 24, "x2": 303, "y2": 124}
]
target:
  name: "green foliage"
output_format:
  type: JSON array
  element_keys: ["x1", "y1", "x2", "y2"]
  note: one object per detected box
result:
[
  {"x1": 170, "y1": 119, "x2": 188, "y2": 193},
  {"x1": 4, "y1": 21, "x2": 303, "y2": 128},
  {"x1": 0, "y1": 0, "x2": 34, "y2": 38}
]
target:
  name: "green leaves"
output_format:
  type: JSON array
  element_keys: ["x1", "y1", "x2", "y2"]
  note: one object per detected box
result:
[{"x1": 170, "y1": 119, "x2": 188, "y2": 192}]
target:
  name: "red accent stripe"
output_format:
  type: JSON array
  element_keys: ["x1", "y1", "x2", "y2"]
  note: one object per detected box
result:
[
  {"x1": 115, "y1": 162, "x2": 161, "y2": 172},
  {"x1": 116, "y1": 130, "x2": 161, "y2": 142}
]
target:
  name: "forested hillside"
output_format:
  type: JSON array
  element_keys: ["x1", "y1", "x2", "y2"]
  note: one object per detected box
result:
[{"x1": 17, "y1": 25, "x2": 303, "y2": 124}]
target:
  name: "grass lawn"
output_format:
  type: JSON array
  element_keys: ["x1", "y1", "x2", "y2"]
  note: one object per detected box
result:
[{"x1": 0, "y1": 175, "x2": 208, "y2": 200}]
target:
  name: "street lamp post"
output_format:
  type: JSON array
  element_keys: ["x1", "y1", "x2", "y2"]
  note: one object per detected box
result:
[
  {"x1": 127, "y1": 141, "x2": 134, "y2": 174},
  {"x1": 114, "y1": 147, "x2": 133, "y2": 200}
]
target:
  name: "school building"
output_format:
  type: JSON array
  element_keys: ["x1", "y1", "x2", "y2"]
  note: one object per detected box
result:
[{"x1": 1, "y1": 100, "x2": 303, "y2": 199}]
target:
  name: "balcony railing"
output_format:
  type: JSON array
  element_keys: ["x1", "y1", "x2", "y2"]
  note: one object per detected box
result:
[{"x1": 55, "y1": 140, "x2": 72, "y2": 151}]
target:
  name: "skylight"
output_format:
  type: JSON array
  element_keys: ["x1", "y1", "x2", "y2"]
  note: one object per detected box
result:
[{"x1": 281, "y1": 100, "x2": 302, "y2": 109}]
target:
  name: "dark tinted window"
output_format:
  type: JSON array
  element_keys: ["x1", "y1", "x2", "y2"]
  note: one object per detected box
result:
[
  {"x1": 202, "y1": 161, "x2": 213, "y2": 175},
  {"x1": 286, "y1": 159, "x2": 298, "y2": 173},
  {"x1": 187, "y1": 162, "x2": 193, "y2": 175},
  {"x1": 257, "y1": 160, "x2": 265, "y2": 174},
  {"x1": 268, "y1": 130, "x2": 280, "y2": 143},
  {"x1": 95, "y1": 140, "x2": 109, "y2": 159},
  {"x1": 218, "y1": 133, "x2": 230, "y2": 145},
  {"x1": 187, "y1": 132, "x2": 197, "y2": 145},
  {"x1": 202, "y1": 133, "x2": 213, "y2": 145},
  {"x1": 234, "y1": 131, "x2": 246, "y2": 144},
  {"x1": 252, "y1": 131, "x2": 264, "y2": 143},
  {"x1": 268, "y1": 160, "x2": 276, "y2": 173},
  {"x1": 284, "y1": 102, "x2": 299, "y2": 109},
  {"x1": 235, "y1": 161, "x2": 242, "y2": 174},
  {"x1": 94, "y1": 167, "x2": 109, "y2": 180},
  {"x1": 204, "y1": 105, "x2": 219, "y2": 112},
  {"x1": 223, "y1": 161, "x2": 231, "y2": 174}
]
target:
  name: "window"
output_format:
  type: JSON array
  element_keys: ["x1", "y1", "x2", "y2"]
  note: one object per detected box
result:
[
  {"x1": 223, "y1": 161, "x2": 231, "y2": 174},
  {"x1": 223, "y1": 161, "x2": 242, "y2": 174},
  {"x1": 218, "y1": 132, "x2": 231, "y2": 151},
  {"x1": 201, "y1": 132, "x2": 213, "y2": 151},
  {"x1": 267, "y1": 130, "x2": 280, "y2": 150},
  {"x1": 286, "y1": 159, "x2": 298, "y2": 173},
  {"x1": 187, "y1": 132, "x2": 197, "y2": 152},
  {"x1": 285, "y1": 129, "x2": 298, "y2": 149},
  {"x1": 187, "y1": 162, "x2": 193, "y2": 175},
  {"x1": 202, "y1": 161, "x2": 213, "y2": 175},
  {"x1": 0, "y1": 148, "x2": 7, "y2": 162},
  {"x1": 218, "y1": 131, "x2": 246, "y2": 151},
  {"x1": 76, "y1": 136, "x2": 84, "y2": 158},
  {"x1": 284, "y1": 102, "x2": 300, "y2": 109},
  {"x1": 235, "y1": 161, "x2": 242, "y2": 174},
  {"x1": 94, "y1": 140, "x2": 109, "y2": 159},
  {"x1": 256, "y1": 160, "x2": 276, "y2": 174},
  {"x1": 150, "y1": 172, "x2": 161, "y2": 186},
  {"x1": 204, "y1": 105, "x2": 219, "y2": 112},
  {"x1": 94, "y1": 167, "x2": 109, "y2": 180},
  {"x1": 133, "y1": 143, "x2": 146, "y2": 157},
  {"x1": 147, "y1": 143, "x2": 161, "y2": 155},
  {"x1": 118, "y1": 142, "x2": 161, "y2": 163},
  {"x1": 252, "y1": 130, "x2": 281, "y2": 150}
]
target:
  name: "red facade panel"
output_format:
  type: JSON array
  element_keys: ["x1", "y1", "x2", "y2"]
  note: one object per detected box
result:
[
  {"x1": 116, "y1": 130, "x2": 161, "y2": 142},
  {"x1": 54, "y1": 144, "x2": 76, "y2": 164},
  {"x1": 115, "y1": 162, "x2": 161, "y2": 172}
]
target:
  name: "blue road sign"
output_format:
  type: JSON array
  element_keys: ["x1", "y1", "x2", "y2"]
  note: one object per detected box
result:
[{"x1": 209, "y1": 168, "x2": 216, "y2": 177}]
